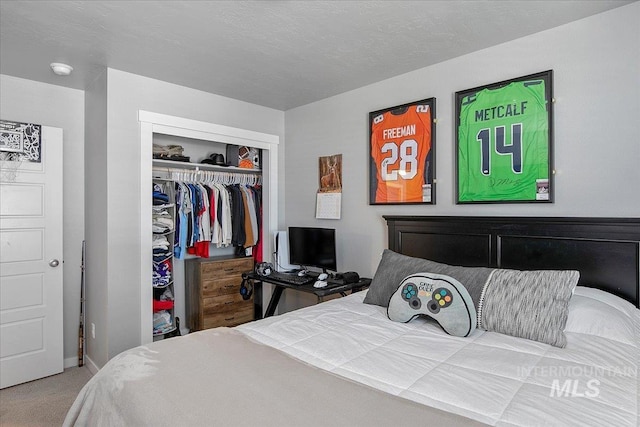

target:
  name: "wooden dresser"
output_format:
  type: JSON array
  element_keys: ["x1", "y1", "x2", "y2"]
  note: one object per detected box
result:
[{"x1": 185, "y1": 256, "x2": 255, "y2": 331}]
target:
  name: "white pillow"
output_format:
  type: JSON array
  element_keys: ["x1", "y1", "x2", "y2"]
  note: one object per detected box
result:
[{"x1": 564, "y1": 286, "x2": 639, "y2": 346}]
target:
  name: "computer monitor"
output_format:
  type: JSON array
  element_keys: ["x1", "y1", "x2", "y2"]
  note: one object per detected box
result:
[{"x1": 288, "y1": 227, "x2": 337, "y2": 273}]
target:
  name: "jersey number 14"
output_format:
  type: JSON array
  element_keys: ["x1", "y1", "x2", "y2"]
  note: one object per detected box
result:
[{"x1": 476, "y1": 124, "x2": 522, "y2": 175}]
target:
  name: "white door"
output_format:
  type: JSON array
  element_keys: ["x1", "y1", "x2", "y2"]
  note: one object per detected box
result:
[{"x1": 0, "y1": 126, "x2": 63, "y2": 388}]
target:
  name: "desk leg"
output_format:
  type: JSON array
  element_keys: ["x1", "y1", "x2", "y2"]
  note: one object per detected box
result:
[
  {"x1": 253, "y1": 281, "x2": 263, "y2": 320},
  {"x1": 265, "y1": 286, "x2": 284, "y2": 318}
]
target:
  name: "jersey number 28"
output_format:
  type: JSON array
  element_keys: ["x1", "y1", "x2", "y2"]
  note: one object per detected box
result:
[{"x1": 381, "y1": 139, "x2": 418, "y2": 181}]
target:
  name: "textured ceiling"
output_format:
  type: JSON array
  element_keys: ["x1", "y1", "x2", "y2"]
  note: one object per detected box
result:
[{"x1": 0, "y1": 0, "x2": 634, "y2": 110}]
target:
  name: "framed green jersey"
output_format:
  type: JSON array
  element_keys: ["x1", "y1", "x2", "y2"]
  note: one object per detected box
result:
[{"x1": 455, "y1": 70, "x2": 554, "y2": 203}]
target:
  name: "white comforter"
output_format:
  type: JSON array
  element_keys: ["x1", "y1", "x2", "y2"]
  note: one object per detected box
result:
[{"x1": 237, "y1": 286, "x2": 639, "y2": 426}]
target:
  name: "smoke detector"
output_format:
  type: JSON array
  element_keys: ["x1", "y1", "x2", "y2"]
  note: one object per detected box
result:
[{"x1": 50, "y1": 63, "x2": 73, "y2": 76}]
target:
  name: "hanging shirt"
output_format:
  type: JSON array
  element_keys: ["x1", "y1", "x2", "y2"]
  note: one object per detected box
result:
[
  {"x1": 229, "y1": 185, "x2": 246, "y2": 247},
  {"x1": 174, "y1": 183, "x2": 189, "y2": 259},
  {"x1": 214, "y1": 184, "x2": 232, "y2": 247},
  {"x1": 197, "y1": 183, "x2": 211, "y2": 243},
  {"x1": 240, "y1": 186, "x2": 254, "y2": 247},
  {"x1": 244, "y1": 186, "x2": 259, "y2": 246},
  {"x1": 207, "y1": 184, "x2": 221, "y2": 246}
]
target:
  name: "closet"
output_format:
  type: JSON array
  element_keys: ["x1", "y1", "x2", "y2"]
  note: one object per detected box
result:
[
  {"x1": 152, "y1": 162, "x2": 263, "y2": 337},
  {"x1": 140, "y1": 111, "x2": 279, "y2": 344}
]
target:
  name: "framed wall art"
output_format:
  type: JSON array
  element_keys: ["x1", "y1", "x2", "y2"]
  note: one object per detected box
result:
[
  {"x1": 369, "y1": 98, "x2": 436, "y2": 205},
  {"x1": 0, "y1": 120, "x2": 42, "y2": 162},
  {"x1": 455, "y1": 70, "x2": 553, "y2": 204}
]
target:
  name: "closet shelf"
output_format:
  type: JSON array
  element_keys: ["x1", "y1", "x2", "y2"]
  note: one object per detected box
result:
[{"x1": 153, "y1": 159, "x2": 261, "y2": 173}]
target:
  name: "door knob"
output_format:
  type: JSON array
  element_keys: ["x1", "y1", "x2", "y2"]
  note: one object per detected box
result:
[{"x1": 49, "y1": 259, "x2": 60, "y2": 267}]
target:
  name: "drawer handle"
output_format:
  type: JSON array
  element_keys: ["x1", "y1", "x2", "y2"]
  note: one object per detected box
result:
[
  {"x1": 224, "y1": 284, "x2": 235, "y2": 289},
  {"x1": 225, "y1": 316, "x2": 234, "y2": 321},
  {"x1": 225, "y1": 301, "x2": 233, "y2": 305}
]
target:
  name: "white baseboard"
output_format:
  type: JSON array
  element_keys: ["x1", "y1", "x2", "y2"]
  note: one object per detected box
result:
[
  {"x1": 64, "y1": 357, "x2": 78, "y2": 369},
  {"x1": 84, "y1": 356, "x2": 100, "y2": 375},
  {"x1": 64, "y1": 355, "x2": 99, "y2": 375}
]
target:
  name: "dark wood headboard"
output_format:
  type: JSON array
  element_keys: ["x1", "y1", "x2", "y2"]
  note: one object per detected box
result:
[{"x1": 384, "y1": 216, "x2": 640, "y2": 308}]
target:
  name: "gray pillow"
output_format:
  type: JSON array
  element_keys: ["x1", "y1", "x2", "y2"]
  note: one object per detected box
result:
[
  {"x1": 478, "y1": 269, "x2": 579, "y2": 348},
  {"x1": 364, "y1": 249, "x2": 493, "y2": 308}
]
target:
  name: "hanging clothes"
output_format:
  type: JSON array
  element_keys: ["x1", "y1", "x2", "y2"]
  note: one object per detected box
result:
[{"x1": 165, "y1": 168, "x2": 262, "y2": 259}]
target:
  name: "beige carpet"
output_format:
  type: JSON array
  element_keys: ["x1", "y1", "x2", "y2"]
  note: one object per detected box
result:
[{"x1": 0, "y1": 366, "x2": 93, "y2": 427}]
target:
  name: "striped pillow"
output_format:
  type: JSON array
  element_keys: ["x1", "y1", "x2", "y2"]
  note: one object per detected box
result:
[{"x1": 478, "y1": 269, "x2": 580, "y2": 348}]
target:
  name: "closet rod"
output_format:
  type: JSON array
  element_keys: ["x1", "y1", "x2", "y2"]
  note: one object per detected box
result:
[
  {"x1": 152, "y1": 166, "x2": 262, "y2": 186},
  {"x1": 152, "y1": 159, "x2": 261, "y2": 173}
]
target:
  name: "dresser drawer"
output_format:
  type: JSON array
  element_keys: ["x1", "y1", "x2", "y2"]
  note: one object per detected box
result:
[
  {"x1": 202, "y1": 292, "x2": 252, "y2": 315},
  {"x1": 202, "y1": 306, "x2": 254, "y2": 329},
  {"x1": 202, "y1": 277, "x2": 244, "y2": 297},
  {"x1": 201, "y1": 257, "x2": 254, "y2": 279}
]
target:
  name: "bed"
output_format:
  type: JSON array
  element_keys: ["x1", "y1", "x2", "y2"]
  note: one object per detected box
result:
[{"x1": 64, "y1": 216, "x2": 640, "y2": 426}]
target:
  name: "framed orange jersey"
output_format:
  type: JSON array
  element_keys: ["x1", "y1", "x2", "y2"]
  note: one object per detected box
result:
[{"x1": 369, "y1": 98, "x2": 436, "y2": 204}]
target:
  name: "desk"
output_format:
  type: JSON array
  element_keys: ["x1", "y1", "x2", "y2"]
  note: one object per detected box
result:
[{"x1": 244, "y1": 272, "x2": 371, "y2": 319}]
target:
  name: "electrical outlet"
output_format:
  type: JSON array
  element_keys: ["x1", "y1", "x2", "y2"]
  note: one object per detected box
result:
[{"x1": 91, "y1": 323, "x2": 96, "y2": 339}]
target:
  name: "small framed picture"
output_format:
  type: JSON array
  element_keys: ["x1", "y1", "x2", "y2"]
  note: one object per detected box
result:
[
  {"x1": 369, "y1": 98, "x2": 436, "y2": 205},
  {"x1": 455, "y1": 70, "x2": 553, "y2": 203},
  {"x1": 0, "y1": 120, "x2": 42, "y2": 162}
]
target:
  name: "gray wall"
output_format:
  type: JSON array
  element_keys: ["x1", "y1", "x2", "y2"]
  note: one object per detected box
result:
[
  {"x1": 282, "y1": 3, "x2": 640, "y2": 311},
  {"x1": 0, "y1": 74, "x2": 85, "y2": 368}
]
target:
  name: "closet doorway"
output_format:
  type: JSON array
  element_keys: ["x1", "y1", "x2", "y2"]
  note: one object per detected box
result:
[{"x1": 139, "y1": 111, "x2": 279, "y2": 344}]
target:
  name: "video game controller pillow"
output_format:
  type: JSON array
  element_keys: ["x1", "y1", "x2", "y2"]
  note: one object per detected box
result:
[{"x1": 387, "y1": 272, "x2": 477, "y2": 337}]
